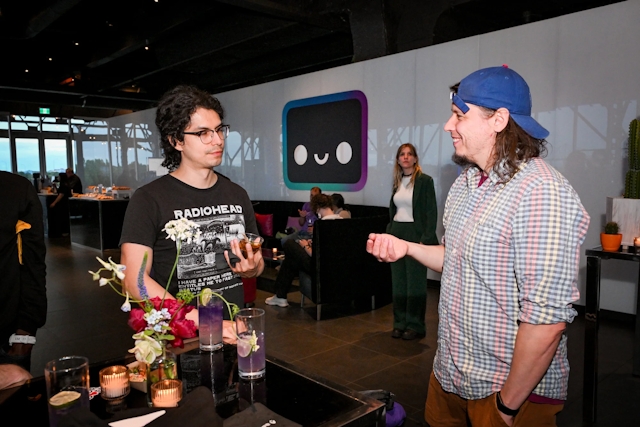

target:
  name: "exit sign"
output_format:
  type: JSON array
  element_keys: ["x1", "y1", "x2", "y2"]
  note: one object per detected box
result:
[{"x1": 39, "y1": 107, "x2": 50, "y2": 114}]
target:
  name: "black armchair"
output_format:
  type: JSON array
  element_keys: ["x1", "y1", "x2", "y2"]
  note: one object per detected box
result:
[{"x1": 299, "y1": 215, "x2": 392, "y2": 320}]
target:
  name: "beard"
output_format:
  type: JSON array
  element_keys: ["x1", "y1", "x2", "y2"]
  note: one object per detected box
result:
[{"x1": 451, "y1": 153, "x2": 474, "y2": 168}]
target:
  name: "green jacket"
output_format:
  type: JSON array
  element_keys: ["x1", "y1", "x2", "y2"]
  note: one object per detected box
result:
[{"x1": 387, "y1": 172, "x2": 439, "y2": 245}]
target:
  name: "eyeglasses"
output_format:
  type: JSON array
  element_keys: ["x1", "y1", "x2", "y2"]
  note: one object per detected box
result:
[{"x1": 183, "y1": 124, "x2": 230, "y2": 144}]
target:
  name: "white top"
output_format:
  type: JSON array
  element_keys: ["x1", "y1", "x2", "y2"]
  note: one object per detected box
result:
[{"x1": 393, "y1": 176, "x2": 414, "y2": 222}]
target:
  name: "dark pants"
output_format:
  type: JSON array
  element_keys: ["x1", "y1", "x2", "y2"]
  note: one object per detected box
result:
[
  {"x1": 389, "y1": 221, "x2": 428, "y2": 334},
  {"x1": 274, "y1": 239, "x2": 311, "y2": 298}
]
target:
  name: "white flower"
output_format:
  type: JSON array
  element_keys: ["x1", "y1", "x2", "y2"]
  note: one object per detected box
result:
[
  {"x1": 128, "y1": 333, "x2": 163, "y2": 364},
  {"x1": 89, "y1": 270, "x2": 100, "y2": 281},
  {"x1": 121, "y1": 292, "x2": 131, "y2": 312},
  {"x1": 99, "y1": 278, "x2": 109, "y2": 286},
  {"x1": 96, "y1": 257, "x2": 126, "y2": 279},
  {"x1": 163, "y1": 218, "x2": 202, "y2": 244}
]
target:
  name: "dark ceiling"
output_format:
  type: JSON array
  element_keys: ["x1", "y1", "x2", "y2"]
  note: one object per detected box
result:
[{"x1": 0, "y1": 0, "x2": 623, "y2": 119}]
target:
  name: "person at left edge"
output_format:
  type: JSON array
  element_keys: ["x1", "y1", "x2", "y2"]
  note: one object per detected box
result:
[
  {"x1": 119, "y1": 85, "x2": 264, "y2": 344},
  {"x1": 0, "y1": 171, "x2": 47, "y2": 373}
]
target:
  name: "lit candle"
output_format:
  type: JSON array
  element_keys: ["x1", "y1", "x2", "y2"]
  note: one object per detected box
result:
[
  {"x1": 151, "y1": 379, "x2": 182, "y2": 408},
  {"x1": 99, "y1": 366, "x2": 130, "y2": 399},
  {"x1": 272, "y1": 248, "x2": 277, "y2": 257},
  {"x1": 634, "y1": 237, "x2": 640, "y2": 248}
]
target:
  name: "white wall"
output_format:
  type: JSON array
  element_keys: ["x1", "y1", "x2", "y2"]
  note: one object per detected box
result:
[{"x1": 117, "y1": 0, "x2": 640, "y2": 313}]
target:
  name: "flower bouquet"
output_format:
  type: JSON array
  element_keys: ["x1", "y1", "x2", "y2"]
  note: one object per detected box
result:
[{"x1": 90, "y1": 218, "x2": 241, "y2": 395}]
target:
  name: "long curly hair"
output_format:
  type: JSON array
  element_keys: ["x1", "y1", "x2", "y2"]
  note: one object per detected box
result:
[
  {"x1": 155, "y1": 85, "x2": 225, "y2": 171},
  {"x1": 450, "y1": 83, "x2": 547, "y2": 180},
  {"x1": 392, "y1": 143, "x2": 423, "y2": 193}
]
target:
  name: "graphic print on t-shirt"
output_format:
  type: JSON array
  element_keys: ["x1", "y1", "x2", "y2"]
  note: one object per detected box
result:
[{"x1": 173, "y1": 207, "x2": 246, "y2": 297}]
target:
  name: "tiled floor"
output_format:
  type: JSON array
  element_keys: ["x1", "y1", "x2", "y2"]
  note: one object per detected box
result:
[{"x1": 33, "y1": 237, "x2": 640, "y2": 426}]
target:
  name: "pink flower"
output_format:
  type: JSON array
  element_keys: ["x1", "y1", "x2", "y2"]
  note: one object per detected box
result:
[
  {"x1": 128, "y1": 308, "x2": 147, "y2": 332},
  {"x1": 169, "y1": 317, "x2": 197, "y2": 347}
]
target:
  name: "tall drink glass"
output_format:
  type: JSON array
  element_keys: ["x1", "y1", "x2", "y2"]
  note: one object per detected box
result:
[
  {"x1": 235, "y1": 308, "x2": 265, "y2": 379},
  {"x1": 198, "y1": 291, "x2": 224, "y2": 351},
  {"x1": 44, "y1": 356, "x2": 90, "y2": 427}
]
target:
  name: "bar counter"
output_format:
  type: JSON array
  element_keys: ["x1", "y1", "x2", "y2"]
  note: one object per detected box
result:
[{"x1": 68, "y1": 197, "x2": 129, "y2": 251}]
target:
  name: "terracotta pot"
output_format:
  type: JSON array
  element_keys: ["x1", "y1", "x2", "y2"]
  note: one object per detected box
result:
[{"x1": 600, "y1": 233, "x2": 622, "y2": 252}]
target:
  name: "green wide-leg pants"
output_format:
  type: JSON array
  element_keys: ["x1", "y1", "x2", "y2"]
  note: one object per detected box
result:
[{"x1": 389, "y1": 221, "x2": 428, "y2": 334}]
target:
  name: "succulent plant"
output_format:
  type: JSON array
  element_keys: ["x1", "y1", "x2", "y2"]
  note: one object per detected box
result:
[
  {"x1": 604, "y1": 221, "x2": 620, "y2": 234},
  {"x1": 624, "y1": 118, "x2": 640, "y2": 198}
]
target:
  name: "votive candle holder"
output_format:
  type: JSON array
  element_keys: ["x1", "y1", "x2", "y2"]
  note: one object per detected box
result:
[
  {"x1": 99, "y1": 365, "x2": 130, "y2": 400},
  {"x1": 150, "y1": 379, "x2": 182, "y2": 408}
]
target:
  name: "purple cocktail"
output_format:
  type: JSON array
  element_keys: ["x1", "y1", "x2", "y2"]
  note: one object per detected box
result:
[
  {"x1": 198, "y1": 295, "x2": 223, "y2": 351},
  {"x1": 237, "y1": 331, "x2": 265, "y2": 379}
]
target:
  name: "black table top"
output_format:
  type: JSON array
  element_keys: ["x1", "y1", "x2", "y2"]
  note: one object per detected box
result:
[
  {"x1": 586, "y1": 245, "x2": 640, "y2": 261},
  {"x1": 0, "y1": 345, "x2": 384, "y2": 426}
]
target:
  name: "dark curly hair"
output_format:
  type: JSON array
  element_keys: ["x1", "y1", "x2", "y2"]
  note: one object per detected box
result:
[
  {"x1": 155, "y1": 85, "x2": 225, "y2": 171},
  {"x1": 449, "y1": 83, "x2": 547, "y2": 181}
]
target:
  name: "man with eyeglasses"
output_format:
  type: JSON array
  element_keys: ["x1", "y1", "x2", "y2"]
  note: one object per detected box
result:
[{"x1": 120, "y1": 85, "x2": 263, "y2": 343}]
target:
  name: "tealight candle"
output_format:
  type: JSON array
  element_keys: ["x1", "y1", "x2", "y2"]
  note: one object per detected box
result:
[
  {"x1": 151, "y1": 379, "x2": 182, "y2": 408},
  {"x1": 99, "y1": 365, "x2": 130, "y2": 400}
]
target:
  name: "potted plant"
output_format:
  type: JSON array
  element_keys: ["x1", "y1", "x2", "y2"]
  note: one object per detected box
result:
[{"x1": 601, "y1": 221, "x2": 622, "y2": 252}]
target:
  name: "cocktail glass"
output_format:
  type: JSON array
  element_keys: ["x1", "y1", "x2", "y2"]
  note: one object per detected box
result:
[
  {"x1": 239, "y1": 233, "x2": 264, "y2": 258},
  {"x1": 235, "y1": 308, "x2": 265, "y2": 379},
  {"x1": 198, "y1": 291, "x2": 224, "y2": 351},
  {"x1": 44, "y1": 356, "x2": 90, "y2": 427}
]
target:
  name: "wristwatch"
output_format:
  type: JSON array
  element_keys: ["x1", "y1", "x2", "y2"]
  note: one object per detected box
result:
[
  {"x1": 496, "y1": 391, "x2": 520, "y2": 416},
  {"x1": 9, "y1": 334, "x2": 36, "y2": 345}
]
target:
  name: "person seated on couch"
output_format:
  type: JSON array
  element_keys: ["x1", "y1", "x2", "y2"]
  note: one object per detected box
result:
[
  {"x1": 331, "y1": 193, "x2": 351, "y2": 218},
  {"x1": 280, "y1": 187, "x2": 321, "y2": 246},
  {"x1": 266, "y1": 193, "x2": 342, "y2": 307}
]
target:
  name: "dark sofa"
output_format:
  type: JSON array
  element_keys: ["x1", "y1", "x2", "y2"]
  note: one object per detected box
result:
[
  {"x1": 251, "y1": 200, "x2": 388, "y2": 249},
  {"x1": 251, "y1": 200, "x2": 391, "y2": 320}
]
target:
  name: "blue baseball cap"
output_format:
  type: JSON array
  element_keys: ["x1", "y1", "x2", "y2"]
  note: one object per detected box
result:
[{"x1": 450, "y1": 65, "x2": 549, "y2": 139}]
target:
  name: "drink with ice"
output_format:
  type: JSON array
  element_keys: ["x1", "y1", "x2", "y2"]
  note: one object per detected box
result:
[
  {"x1": 239, "y1": 233, "x2": 263, "y2": 258},
  {"x1": 198, "y1": 291, "x2": 223, "y2": 351},
  {"x1": 237, "y1": 331, "x2": 265, "y2": 379},
  {"x1": 235, "y1": 308, "x2": 266, "y2": 380}
]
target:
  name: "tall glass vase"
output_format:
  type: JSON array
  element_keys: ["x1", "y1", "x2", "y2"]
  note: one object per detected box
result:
[{"x1": 146, "y1": 343, "x2": 177, "y2": 407}]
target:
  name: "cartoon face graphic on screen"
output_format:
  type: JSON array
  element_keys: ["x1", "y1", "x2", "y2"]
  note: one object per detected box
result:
[{"x1": 282, "y1": 91, "x2": 368, "y2": 191}]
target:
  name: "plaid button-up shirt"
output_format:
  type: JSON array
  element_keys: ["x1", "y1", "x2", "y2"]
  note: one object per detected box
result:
[{"x1": 434, "y1": 158, "x2": 590, "y2": 400}]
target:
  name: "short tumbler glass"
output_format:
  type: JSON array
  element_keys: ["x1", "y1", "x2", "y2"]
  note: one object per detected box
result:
[
  {"x1": 45, "y1": 356, "x2": 90, "y2": 427},
  {"x1": 235, "y1": 308, "x2": 266, "y2": 379},
  {"x1": 239, "y1": 233, "x2": 263, "y2": 258}
]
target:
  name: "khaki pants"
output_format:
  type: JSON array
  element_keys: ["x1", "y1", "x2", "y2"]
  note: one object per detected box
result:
[{"x1": 425, "y1": 372, "x2": 563, "y2": 427}]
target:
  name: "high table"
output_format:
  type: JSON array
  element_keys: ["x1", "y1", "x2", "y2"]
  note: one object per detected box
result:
[
  {"x1": 0, "y1": 344, "x2": 384, "y2": 426},
  {"x1": 68, "y1": 197, "x2": 129, "y2": 251},
  {"x1": 583, "y1": 245, "x2": 640, "y2": 423}
]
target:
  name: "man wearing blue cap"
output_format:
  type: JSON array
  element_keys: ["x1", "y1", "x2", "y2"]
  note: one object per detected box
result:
[{"x1": 367, "y1": 66, "x2": 590, "y2": 426}]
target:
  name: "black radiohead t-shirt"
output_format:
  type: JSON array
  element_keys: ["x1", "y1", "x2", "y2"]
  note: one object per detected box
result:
[{"x1": 119, "y1": 174, "x2": 258, "y2": 310}]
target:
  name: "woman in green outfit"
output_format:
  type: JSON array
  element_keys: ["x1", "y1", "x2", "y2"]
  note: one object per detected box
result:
[{"x1": 387, "y1": 143, "x2": 438, "y2": 340}]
